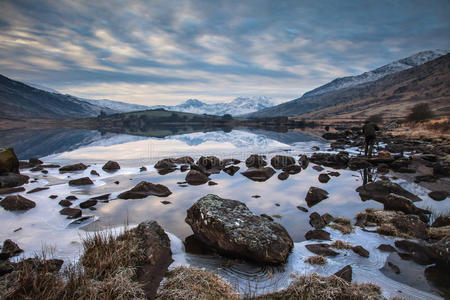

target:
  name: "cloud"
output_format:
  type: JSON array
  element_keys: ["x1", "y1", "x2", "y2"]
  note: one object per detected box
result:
[{"x1": 0, "y1": 0, "x2": 449, "y2": 105}]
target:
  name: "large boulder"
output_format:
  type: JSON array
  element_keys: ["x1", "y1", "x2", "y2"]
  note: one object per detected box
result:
[
  {"x1": 245, "y1": 154, "x2": 267, "y2": 168},
  {"x1": 0, "y1": 195, "x2": 36, "y2": 211},
  {"x1": 185, "y1": 170, "x2": 210, "y2": 185},
  {"x1": 102, "y1": 160, "x2": 120, "y2": 171},
  {"x1": 185, "y1": 194, "x2": 293, "y2": 264},
  {"x1": 305, "y1": 187, "x2": 329, "y2": 207},
  {"x1": 0, "y1": 147, "x2": 19, "y2": 174},
  {"x1": 118, "y1": 181, "x2": 172, "y2": 199},
  {"x1": 271, "y1": 155, "x2": 295, "y2": 169},
  {"x1": 59, "y1": 163, "x2": 88, "y2": 173},
  {"x1": 241, "y1": 167, "x2": 276, "y2": 182},
  {"x1": 310, "y1": 152, "x2": 349, "y2": 169},
  {"x1": 356, "y1": 180, "x2": 422, "y2": 202},
  {"x1": 391, "y1": 215, "x2": 428, "y2": 239},
  {"x1": 0, "y1": 173, "x2": 29, "y2": 188},
  {"x1": 154, "y1": 158, "x2": 176, "y2": 170}
]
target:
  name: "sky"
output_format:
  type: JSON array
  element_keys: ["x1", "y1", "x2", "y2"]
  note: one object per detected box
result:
[{"x1": 0, "y1": 0, "x2": 449, "y2": 106}]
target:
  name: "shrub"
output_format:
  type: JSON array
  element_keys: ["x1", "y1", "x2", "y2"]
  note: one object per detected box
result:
[
  {"x1": 366, "y1": 114, "x2": 383, "y2": 124},
  {"x1": 406, "y1": 103, "x2": 434, "y2": 122}
]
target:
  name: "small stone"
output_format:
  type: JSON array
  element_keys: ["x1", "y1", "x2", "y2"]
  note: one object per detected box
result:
[
  {"x1": 312, "y1": 165, "x2": 324, "y2": 172},
  {"x1": 388, "y1": 262, "x2": 401, "y2": 274},
  {"x1": 66, "y1": 195, "x2": 78, "y2": 200},
  {"x1": 252, "y1": 195, "x2": 261, "y2": 198},
  {"x1": 309, "y1": 212, "x2": 326, "y2": 229},
  {"x1": 328, "y1": 171, "x2": 340, "y2": 177},
  {"x1": 161, "y1": 200, "x2": 171, "y2": 205},
  {"x1": 90, "y1": 170, "x2": 100, "y2": 176},
  {"x1": 49, "y1": 195, "x2": 58, "y2": 199},
  {"x1": 334, "y1": 265, "x2": 352, "y2": 282},
  {"x1": 114, "y1": 181, "x2": 120, "y2": 185},
  {"x1": 318, "y1": 173, "x2": 330, "y2": 183},
  {"x1": 278, "y1": 172, "x2": 289, "y2": 180},
  {"x1": 59, "y1": 207, "x2": 82, "y2": 219},
  {"x1": 305, "y1": 187, "x2": 329, "y2": 207},
  {"x1": 0, "y1": 195, "x2": 36, "y2": 211},
  {"x1": 79, "y1": 199, "x2": 97, "y2": 209},
  {"x1": 352, "y1": 245, "x2": 370, "y2": 258},
  {"x1": 305, "y1": 244, "x2": 339, "y2": 257},
  {"x1": 58, "y1": 200, "x2": 72, "y2": 207},
  {"x1": 68, "y1": 177, "x2": 93, "y2": 186},
  {"x1": 296, "y1": 206, "x2": 308, "y2": 212},
  {"x1": 208, "y1": 181, "x2": 218, "y2": 186},
  {"x1": 1, "y1": 239, "x2": 23, "y2": 257},
  {"x1": 140, "y1": 166, "x2": 147, "y2": 172},
  {"x1": 377, "y1": 244, "x2": 396, "y2": 252},
  {"x1": 305, "y1": 229, "x2": 331, "y2": 241},
  {"x1": 27, "y1": 187, "x2": 49, "y2": 194}
]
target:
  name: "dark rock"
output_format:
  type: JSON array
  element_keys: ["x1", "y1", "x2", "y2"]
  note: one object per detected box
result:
[
  {"x1": 68, "y1": 216, "x2": 94, "y2": 226},
  {"x1": 197, "y1": 156, "x2": 223, "y2": 170},
  {"x1": 183, "y1": 235, "x2": 216, "y2": 255},
  {"x1": 0, "y1": 147, "x2": 19, "y2": 174},
  {"x1": 414, "y1": 175, "x2": 438, "y2": 183},
  {"x1": 432, "y1": 216, "x2": 450, "y2": 227},
  {"x1": 252, "y1": 195, "x2": 261, "y2": 198},
  {"x1": 278, "y1": 172, "x2": 289, "y2": 180},
  {"x1": 180, "y1": 165, "x2": 189, "y2": 172},
  {"x1": 102, "y1": 160, "x2": 120, "y2": 171},
  {"x1": 356, "y1": 180, "x2": 422, "y2": 202},
  {"x1": 384, "y1": 193, "x2": 430, "y2": 221},
  {"x1": 185, "y1": 194, "x2": 293, "y2": 264},
  {"x1": 0, "y1": 195, "x2": 36, "y2": 211},
  {"x1": 394, "y1": 240, "x2": 435, "y2": 265},
  {"x1": 118, "y1": 181, "x2": 172, "y2": 199},
  {"x1": 222, "y1": 158, "x2": 241, "y2": 166},
  {"x1": 328, "y1": 171, "x2": 340, "y2": 177},
  {"x1": 58, "y1": 200, "x2": 72, "y2": 207},
  {"x1": 65, "y1": 195, "x2": 78, "y2": 200},
  {"x1": 41, "y1": 170, "x2": 48, "y2": 174},
  {"x1": 424, "y1": 265, "x2": 450, "y2": 296},
  {"x1": 114, "y1": 181, "x2": 120, "y2": 185},
  {"x1": 261, "y1": 214, "x2": 274, "y2": 221},
  {"x1": 271, "y1": 155, "x2": 295, "y2": 169},
  {"x1": 90, "y1": 194, "x2": 110, "y2": 201},
  {"x1": 140, "y1": 166, "x2": 147, "y2": 172},
  {"x1": 298, "y1": 155, "x2": 309, "y2": 169},
  {"x1": 310, "y1": 152, "x2": 349, "y2": 169},
  {"x1": 29, "y1": 158, "x2": 42, "y2": 165},
  {"x1": 311, "y1": 146, "x2": 320, "y2": 151},
  {"x1": 282, "y1": 164, "x2": 301, "y2": 175},
  {"x1": 397, "y1": 167, "x2": 416, "y2": 173},
  {"x1": 41, "y1": 164, "x2": 60, "y2": 168},
  {"x1": 318, "y1": 173, "x2": 330, "y2": 183},
  {"x1": 390, "y1": 158, "x2": 410, "y2": 170},
  {"x1": 79, "y1": 199, "x2": 97, "y2": 209},
  {"x1": 305, "y1": 244, "x2": 339, "y2": 257},
  {"x1": 30, "y1": 165, "x2": 44, "y2": 172},
  {"x1": 305, "y1": 229, "x2": 331, "y2": 241},
  {"x1": 428, "y1": 191, "x2": 448, "y2": 201},
  {"x1": 185, "y1": 170, "x2": 210, "y2": 185},
  {"x1": 312, "y1": 165, "x2": 324, "y2": 172},
  {"x1": 59, "y1": 207, "x2": 82, "y2": 219},
  {"x1": 1, "y1": 239, "x2": 23, "y2": 258},
  {"x1": 296, "y1": 206, "x2": 308, "y2": 212},
  {"x1": 49, "y1": 195, "x2": 58, "y2": 199},
  {"x1": 348, "y1": 157, "x2": 373, "y2": 170},
  {"x1": 0, "y1": 260, "x2": 14, "y2": 276},
  {"x1": 334, "y1": 265, "x2": 352, "y2": 282},
  {"x1": 433, "y1": 163, "x2": 450, "y2": 177},
  {"x1": 391, "y1": 215, "x2": 428, "y2": 239},
  {"x1": 322, "y1": 132, "x2": 348, "y2": 140},
  {"x1": 241, "y1": 167, "x2": 276, "y2": 182},
  {"x1": 305, "y1": 187, "x2": 329, "y2": 207},
  {"x1": 90, "y1": 170, "x2": 100, "y2": 176},
  {"x1": 309, "y1": 212, "x2": 326, "y2": 229},
  {"x1": 429, "y1": 235, "x2": 450, "y2": 266},
  {"x1": 160, "y1": 200, "x2": 171, "y2": 205},
  {"x1": 352, "y1": 245, "x2": 370, "y2": 258},
  {"x1": 68, "y1": 177, "x2": 93, "y2": 186},
  {"x1": 208, "y1": 181, "x2": 218, "y2": 186},
  {"x1": 26, "y1": 187, "x2": 49, "y2": 194},
  {"x1": 0, "y1": 187, "x2": 25, "y2": 195},
  {"x1": 0, "y1": 172, "x2": 29, "y2": 188},
  {"x1": 154, "y1": 158, "x2": 176, "y2": 169},
  {"x1": 173, "y1": 156, "x2": 195, "y2": 164},
  {"x1": 321, "y1": 213, "x2": 334, "y2": 224},
  {"x1": 157, "y1": 168, "x2": 175, "y2": 175},
  {"x1": 377, "y1": 244, "x2": 396, "y2": 252},
  {"x1": 223, "y1": 165, "x2": 240, "y2": 176},
  {"x1": 387, "y1": 262, "x2": 401, "y2": 274},
  {"x1": 245, "y1": 154, "x2": 267, "y2": 168},
  {"x1": 59, "y1": 163, "x2": 88, "y2": 173}
]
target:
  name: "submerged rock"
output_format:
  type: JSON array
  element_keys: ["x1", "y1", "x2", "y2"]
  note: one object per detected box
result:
[
  {"x1": 90, "y1": 170, "x2": 100, "y2": 176},
  {"x1": 26, "y1": 187, "x2": 49, "y2": 194},
  {"x1": 59, "y1": 163, "x2": 88, "y2": 173},
  {"x1": 271, "y1": 155, "x2": 295, "y2": 169},
  {"x1": 102, "y1": 160, "x2": 120, "y2": 171},
  {"x1": 305, "y1": 187, "x2": 329, "y2": 207},
  {"x1": 245, "y1": 154, "x2": 267, "y2": 168},
  {"x1": 0, "y1": 195, "x2": 36, "y2": 211},
  {"x1": 185, "y1": 194, "x2": 293, "y2": 264},
  {"x1": 58, "y1": 200, "x2": 72, "y2": 207},
  {"x1": 356, "y1": 180, "x2": 422, "y2": 202},
  {"x1": 384, "y1": 193, "x2": 430, "y2": 222},
  {"x1": 185, "y1": 170, "x2": 210, "y2": 185},
  {"x1": 377, "y1": 244, "x2": 396, "y2": 252},
  {"x1": 59, "y1": 207, "x2": 82, "y2": 219},
  {"x1": 68, "y1": 177, "x2": 93, "y2": 186},
  {"x1": 305, "y1": 244, "x2": 339, "y2": 257},
  {"x1": 118, "y1": 181, "x2": 172, "y2": 199},
  {"x1": 241, "y1": 167, "x2": 276, "y2": 182}
]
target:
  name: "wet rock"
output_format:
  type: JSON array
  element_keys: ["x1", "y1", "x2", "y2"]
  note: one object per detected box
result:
[
  {"x1": 183, "y1": 235, "x2": 216, "y2": 255},
  {"x1": 433, "y1": 163, "x2": 450, "y2": 177},
  {"x1": 390, "y1": 158, "x2": 410, "y2": 170},
  {"x1": 102, "y1": 160, "x2": 120, "y2": 171},
  {"x1": 26, "y1": 187, "x2": 49, "y2": 194},
  {"x1": 0, "y1": 187, "x2": 25, "y2": 195},
  {"x1": 140, "y1": 166, "x2": 147, "y2": 172},
  {"x1": 154, "y1": 158, "x2": 176, "y2": 170},
  {"x1": 424, "y1": 265, "x2": 450, "y2": 295},
  {"x1": 223, "y1": 165, "x2": 240, "y2": 176},
  {"x1": 30, "y1": 165, "x2": 44, "y2": 172},
  {"x1": 387, "y1": 262, "x2": 400, "y2": 274},
  {"x1": 0, "y1": 195, "x2": 36, "y2": 211},
  {"x1": 261, "y1": 214, "x2": 274, "y2": 221},
  {"x1": 0, "y1": 147, "x2": 19, "y2": 174},
  {"x1": 334, "y1": 265, "x2": 352, "y2": 282},
  {"x1": 68, "y1": 177, "x2": 93, "y2": 186},
  {"x1": 66, "y1": 195, "x2": 78, "y2": 200},
  {"x1": 59, "y1": 163, "x2": 88, "y2": 173},
  {"x1": 322, "y1": 132, "x2": 348, "y2": 140},
  {"x1": 282, "y1": 164, "x2": 301, "y2": 175},
  {"x1": 222, "y1": 158, "x2": 241, "y2": 166},
  {"x1": 394, "y1": 240, "x2": 435, "y2": 265},
  {"x1": 29, "y1": 158, "x2": 43, "y2": 165},
  {"x1": 245, "y1": 154, "x2": 267, "y2": 168},
  {"x1": 309, "y1": 212, "x2": 326, "y2": 229},
  {"x1": 312, "y1": 165, "x2": 324, "y2": 172},
  {"x1": 352, "y1": 245, "x2": 369, "y2": 258},
  {"x1": 391, "y1": 215, "x2": 428, "y2": 239},
  {"x1": 348, "y1": 157, "x2": 372, "y2": 170},
  {"x1": 180, "y1": 165, "x2": 189, "y2": 172},
  {"x1": 296, "y1": 206, "x2": 308, "y2": 212},
  {"x1": 41, "y1": 164, "x2": 60, "y2": 168},
  {"x1": 397, "y1": 167, "x2": 416, "y2": 173},
  {"x1": 49, "y1": 195, "x2": 58, "y2": 199},
  {"x1": 1, "y1": 239, "x2": 23, "y2": 258},
  {"x1": 90, "y1": 170, "x2": 100, "y2": 176},
  {"x1": 208, "y1": 181, "x2": 218, "y2": 186},
  {"x1": 79, "y1": 199, "x2": 97, "y2": 209},
  {"x1": 90, "y1": 193, "x2": 110, "y2": 201},
  {"x1": 305, "y1": 187, "x2": 329, "y2": 207},
  {"x1": 41, "y1": 170, "x2": 48, "y2": 174},
  {"x1": 185, "y1": 170, "x2": 210, "y2": 185},
  {"x1": 173, "y1": 156, "x2": 194, "y2": 164},
  {"x1": 305, "y1": 244, "x2": 339, "y2": 257},
  {"x1": 185, "y1": 194, "x2": 293, "y2": 264},
  {"x1": 356, "y1": 180, "x2": 422, "y2": 202},
  {"x1": 328, "y1": 171, "x2": 340, "y2": 177},
  {"x1": 428, "y1": 191, "x2": 448, "y2": 201},
  {"x1": 0, "y1": 173, "x2": 29, "y2": 188},
  {"x1": 241, "y1": 167, "x2": 276, "y2": 182},
  {"x1": 114, "y1": 181, "x2": 120, "y2": 185},
  {"x1": 278, "y1": 172, "x2": 289, "y2": 180},
  {"x1": 318, "y1": 173, "x2": 330, "y2": 183},
  {"x1": 271, "y1": 155, "x2": 295, "y2": 169},
  {"x1": 305, "y1": 229, "x2": 331, "y2": 241},
  {"x1": 58, "y1": 200, "x2": 72, "y2": 207},
  {"x1": 432, "y1": 216, "x2": 450, "y2": 228},
  {"x1": 310, "y1": 152, "x2": 349, "y2": 169},
  {"x1": 384, "y1": 193, "x2": 430, "y2": 222},
  {"x1": 59, "y1": 207, "x2": 82, "y2": 219},
  {"x1": 197, "y1": 156, "x2": 223, "y2": 170},
  {"x1": 160, "y1": 200, "x2": 171, "y2": 205},
  {"x1": 321, "y1": 213, "x2": 334, "y2": 224},
  {"x1": 414, "y1": 175, "x2": 438, "y2": 183},
  {"x1": 118, "y1": 181, "x2": 172, "y2": 199},
  {"x1": 429, "y1": 235, "x2": 450, "y2": 266},
  {"x1": 298, "y1": 155, "x2": 309, "y2": 169},
  {"x1": 377, "y1": 244, "x2": 396, "y2": 252}
]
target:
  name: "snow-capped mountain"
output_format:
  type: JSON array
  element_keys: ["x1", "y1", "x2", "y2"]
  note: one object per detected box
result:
[
  {"x1": 303, "y1": 49, "x2": 449, "y2": 97},
  {"x1": 151, "y1": 96, "x2": 275, "y2": 116},
  {"x1": 81, "y1": 98, "x2": 151, "y2": 112}
]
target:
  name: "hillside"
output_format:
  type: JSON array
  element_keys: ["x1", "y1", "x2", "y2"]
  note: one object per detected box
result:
[
  {"x1": 247, "y1": 51, "x2": 449, "y2": 119},
  {"x1": 0, "y1": 74, "x2": 115, "y2": 119}
]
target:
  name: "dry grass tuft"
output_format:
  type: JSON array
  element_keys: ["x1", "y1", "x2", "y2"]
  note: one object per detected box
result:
[
  {"x1": 330, "y1": 240, "x2": 353, "y2": 250},
  {"x1": 156, "y1": 266, "x2": 236, "y2": 300},
  {"x1": 329, "y1": 217, "x2": 354, "y2": 234},
  {"x1": 304, "y1": 255, "x2": 327, "y2": 265}
]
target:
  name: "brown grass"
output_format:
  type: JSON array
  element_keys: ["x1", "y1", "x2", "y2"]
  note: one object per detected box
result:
[
  {"x1": 330, "y1": 240, "x2": 353, "y2": 250},
  {"x1": 329, "y1": 217, "x2": 354, "y2": 234},
  {"x1": 304, "y1": 255, "x2": 327, "y2": 265},
  {"x1": 389, "y1": 116, "x2": 450, "y2": 139}
]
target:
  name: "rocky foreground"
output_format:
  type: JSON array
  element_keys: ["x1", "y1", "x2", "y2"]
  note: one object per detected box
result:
[{"x1": 0, "y1": 124, "x2": 449, "y2": 299}]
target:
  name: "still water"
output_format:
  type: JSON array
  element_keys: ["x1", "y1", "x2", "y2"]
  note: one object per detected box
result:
[{"x1": 0, "y1": 127, "x2": 448, "y2": 299}]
